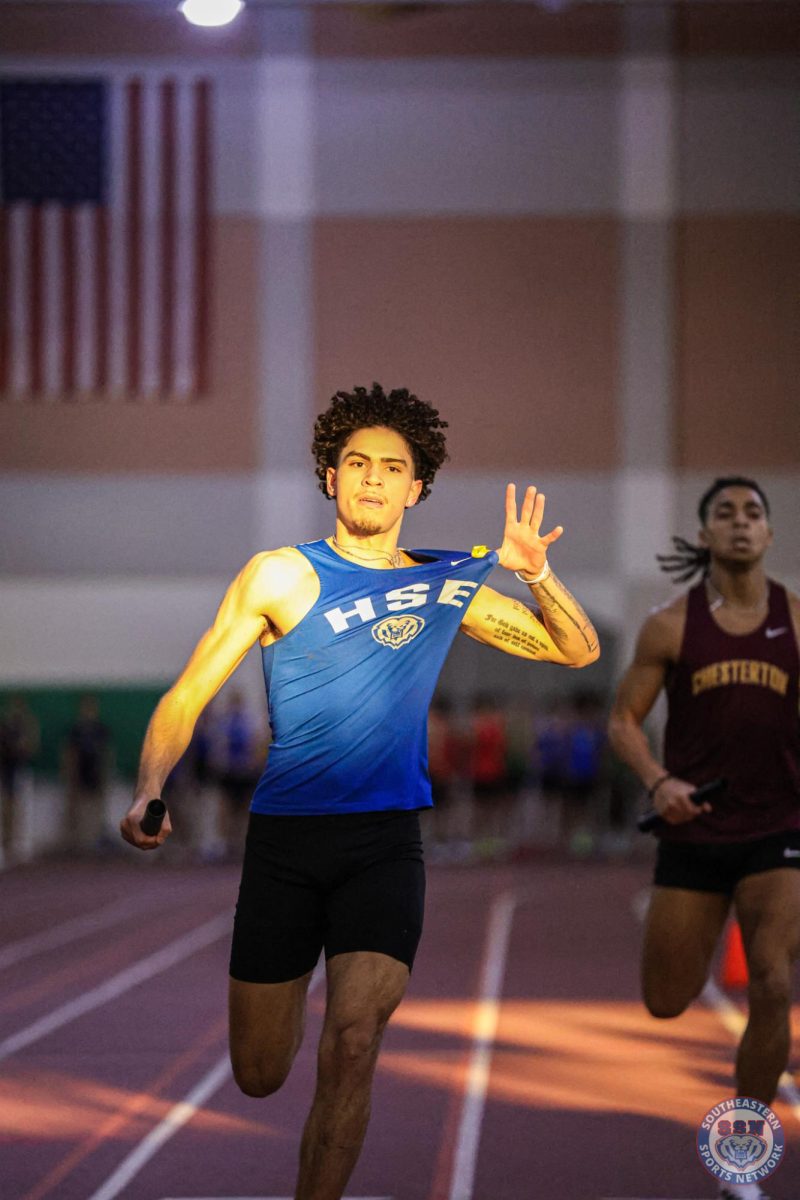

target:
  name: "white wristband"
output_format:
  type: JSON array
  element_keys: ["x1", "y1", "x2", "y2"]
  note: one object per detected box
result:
[{"x1": 515, "y1": 561, "x2": 551, "y2": 586}]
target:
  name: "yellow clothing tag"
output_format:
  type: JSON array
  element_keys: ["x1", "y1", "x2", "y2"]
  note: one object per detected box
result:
[{"x1": 471, "y1": 545, "x2": 490, "y2": 558}]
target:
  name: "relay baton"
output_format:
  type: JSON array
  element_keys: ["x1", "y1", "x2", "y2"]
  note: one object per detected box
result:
[
  {"x1": 637, "y1": 777, "x2": 727, "y2": 834},
  {"x1": 140, "y1": 798, "x2": 167, "y2": 836}
]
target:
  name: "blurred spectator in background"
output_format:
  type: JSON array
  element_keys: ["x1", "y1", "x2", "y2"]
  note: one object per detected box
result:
[
  {"x1": 561, "y1": 690, "x2": 608, "y2": 857},
  {"x1": 63, "y1": 694, "x2": 113, "y2": 854},
  {"x1": 211, "y1": 690, "x2": 262, "y2": 861},
  {"x1": 532, "y1": 698, "x2": 569, "y2": 844},
  {"x1": 469, "y1": 694, "x2": 511, "y2": 858},
  {"x1": 0, "y1": 694, "x2": 40, "y2": 864}
]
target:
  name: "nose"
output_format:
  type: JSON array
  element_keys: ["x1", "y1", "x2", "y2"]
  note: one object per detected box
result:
[{"x1": 363, "y1": 463, "x2": 383, "y2": 486}]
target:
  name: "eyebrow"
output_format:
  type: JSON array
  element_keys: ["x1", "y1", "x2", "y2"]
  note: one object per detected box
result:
[{"x1": 342, "y1": 451, "x2": 409, "y2": 466}]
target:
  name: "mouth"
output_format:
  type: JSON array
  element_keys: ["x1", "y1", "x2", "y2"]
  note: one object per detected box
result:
[
  {"x1": 357, "y1": 496, "x2": 384, "y2": 508},
  {"x1": 731, "y1": 537, "x2": 751, "y2": 549}
]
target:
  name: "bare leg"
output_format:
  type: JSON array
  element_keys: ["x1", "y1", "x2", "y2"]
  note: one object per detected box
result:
[
  {"x1": 295, "y1": 951, "x2": 409, "y2": 1200},
  {"x1": 642, "y1": 885, "x2": 730, "y2": 1018},
  {"x1": 734, "y1": 868, "x2": 800, "y2": 1103},
  {"x1": 229, "y1": 969, "x2": 314, "y2": 1097}
]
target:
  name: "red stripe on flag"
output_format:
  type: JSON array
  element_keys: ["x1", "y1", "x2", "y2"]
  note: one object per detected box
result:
[
  {"x1": 127, "y1": 79, "x2": 142, "y2": 398},
  {"x1": 62, "y1": 207, "x2": 77, "y2": 398},
  {"x1": 29, "y1": 206, "x2": 43, "y2": 400},
  {"x1": 160, "y1": 79, "x2": 176, "y2": 400},
  {"x1": 95, "y1": 206, "x2": 109, "y2": 395},
  {"x1": 194, "y1": 78, "x2": 211, "y2": 399}
]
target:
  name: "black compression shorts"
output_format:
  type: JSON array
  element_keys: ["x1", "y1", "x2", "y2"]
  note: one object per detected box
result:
[
  {"x1": 230, "y1": 809, "x2": 425, "y2": 984},
  {"x1": 654, "y1": 830, "x2": 800, "y2": 895}
]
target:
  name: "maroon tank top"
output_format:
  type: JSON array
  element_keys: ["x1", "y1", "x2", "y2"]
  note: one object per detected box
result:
[{"x1": 661, "y1": 579, "x2": 800, "y2": 844}]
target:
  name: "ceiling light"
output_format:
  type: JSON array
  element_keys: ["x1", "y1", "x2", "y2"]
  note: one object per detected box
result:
[{"x1": 179, "y1": 0, "x2": 245, "y2": 28}]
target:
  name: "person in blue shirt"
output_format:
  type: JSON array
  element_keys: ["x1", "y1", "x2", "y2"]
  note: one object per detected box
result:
[{"x1": 121, "y1": 383, "x2": 599, "y2": 1200}]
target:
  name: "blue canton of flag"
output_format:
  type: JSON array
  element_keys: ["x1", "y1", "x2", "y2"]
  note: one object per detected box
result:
[{"x1": 0, "y1": 79, "x2": 107, "y2": 206}]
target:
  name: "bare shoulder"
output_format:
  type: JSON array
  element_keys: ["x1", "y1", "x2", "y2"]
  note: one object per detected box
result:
[
  {"x1": 241, "y1": 546, "x2": 316, "y2": 600},
  {"x1": 783, "y1": 584, "x2": 800, "y2": 639},
  {"x1": 634, "y1": 591, "x2": 687, "y2": 664}
]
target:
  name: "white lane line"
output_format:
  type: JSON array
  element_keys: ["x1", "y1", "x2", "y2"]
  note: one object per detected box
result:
[
  {"x1": 0, "y1": 912, "x2": 231, "y2": 1063},
  {"x1": 447, "y1": 891, "x2": 517, "y2": 1200},
  {"x1": 86, "y1": 961, "x2": 326, "y2": 1200},
  {"x1": 0, "y1": 897, "x2": 144, "y2": 971},
  {"x1": 631, "y1": 889, "x2": 800, "y2": 1126}
]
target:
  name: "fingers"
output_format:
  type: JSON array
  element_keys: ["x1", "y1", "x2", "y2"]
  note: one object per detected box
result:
[
  {"x1": 504, "y1": 482, "x2": 517, "y2": 524},
  {"x1": 541, "y1": 525, "x2": 564, "y2": 546}
]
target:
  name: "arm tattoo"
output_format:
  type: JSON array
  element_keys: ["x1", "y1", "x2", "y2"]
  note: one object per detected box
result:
[
  {"x1": 531, "y1": 573, "x2": 598, "y2": 655},
  {"x1": 480, "y1": 607, "x2": 549, "y2": 657}
]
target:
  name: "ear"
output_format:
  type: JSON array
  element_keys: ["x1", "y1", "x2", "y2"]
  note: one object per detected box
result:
[
  {"x1": 326, "y1": 466, "x2": 336, "y2": 497},
  {"x1": 697, "y1": 526, "x2": 709, "y2": 547},
  {"x1": 405, "y1": 479, "x2": 424, "y2": 508}
]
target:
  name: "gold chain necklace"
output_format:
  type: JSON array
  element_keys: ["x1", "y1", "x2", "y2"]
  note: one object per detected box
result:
[
  {"x1": 331, "y1": 537, "x2": 403, "y2": 569},
  {"x1": 706, "y1": 578, "x2": 768, "y2": 614}
]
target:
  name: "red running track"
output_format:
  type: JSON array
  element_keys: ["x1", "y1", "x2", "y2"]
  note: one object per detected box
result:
[{"x1": 1, "y1": 854, "x2": 798, "y2": 1200}]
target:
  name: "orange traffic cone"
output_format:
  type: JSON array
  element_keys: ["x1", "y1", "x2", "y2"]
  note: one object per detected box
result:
[{"x1": 721, "y1": 920, "x2": 749, "y2": 990}]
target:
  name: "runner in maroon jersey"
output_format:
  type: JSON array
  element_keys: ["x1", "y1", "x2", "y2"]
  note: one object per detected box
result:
[{"x1": 608, "y1": 477, "x2": 800, "y2": 1200}]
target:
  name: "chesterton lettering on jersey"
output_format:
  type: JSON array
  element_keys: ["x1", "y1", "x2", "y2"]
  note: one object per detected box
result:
[
  {"x1": 323, "y1": 579, "x2": 478, "y2": 634},
  {"x1": 692, "y1": 659, "x2": 789, "y2": 697}
]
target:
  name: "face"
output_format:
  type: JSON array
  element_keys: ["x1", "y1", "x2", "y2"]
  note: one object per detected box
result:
[
  {"x1": 326, "y1": 426, "x2": 423, "y2": 536},
  {"x1": 699, "y1": 486, "x2": 773, "y2": 568}
]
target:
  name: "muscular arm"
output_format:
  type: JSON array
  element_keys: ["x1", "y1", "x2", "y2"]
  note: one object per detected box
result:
[
  {"x1": 121, "y1": 549, "x2": 308, "y2": 847},
  {"x1": 608, "y1": 601, "x2": 711, "y2": 823},
  {"x1": 461, "y1": 577, "x2": 599, "y2": 667}
]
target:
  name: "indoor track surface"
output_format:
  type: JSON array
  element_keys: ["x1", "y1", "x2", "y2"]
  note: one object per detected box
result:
[{"x1": 2, "y1": 854, "x2": 798, "y2": 1200}]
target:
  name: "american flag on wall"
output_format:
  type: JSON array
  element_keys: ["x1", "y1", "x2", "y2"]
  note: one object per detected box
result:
[{"x1": 0, "y1": 74, "x2": 212, "y2": 402}]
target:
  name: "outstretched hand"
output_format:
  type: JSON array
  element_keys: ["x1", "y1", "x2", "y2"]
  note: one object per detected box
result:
[{"x1": 497, "y1": 484, "x2": 563, "y2": 576}]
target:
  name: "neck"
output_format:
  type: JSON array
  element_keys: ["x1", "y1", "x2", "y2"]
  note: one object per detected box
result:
[
  {"x1": 706, "y1": 564, "x2": 768, "y2": 610},
  {"x1": 330, "y1": 524, "x2": 405, "y2": 569}
]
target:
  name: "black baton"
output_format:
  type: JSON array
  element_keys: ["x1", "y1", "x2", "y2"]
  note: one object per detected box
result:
[
  {"x1": 140, "y1": 798, "x2": 167, "y2": 837},
  {"x1": 637, "y1": 777, "x2": 727, "y2": 834}
]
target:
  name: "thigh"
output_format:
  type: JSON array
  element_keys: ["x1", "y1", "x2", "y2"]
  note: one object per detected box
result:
[
  {"x1": 229, "y1": 970, "x2": 313, "y2": 1087},
  {"x1": 642, "y1": 885, "x2": 731, "y2": 998},
  {"x1": 734, "y1": 868, "x2": 800, "y2": 973},
  {"x1": 230, "y1": 820, "x2": 325, "y2": 984},
  {"x1": 325, "y1": 854, "x2": 426, "y2": 972},
  {"x1": 323, "y1": 950, "x2": 410, "y2": 1041}
]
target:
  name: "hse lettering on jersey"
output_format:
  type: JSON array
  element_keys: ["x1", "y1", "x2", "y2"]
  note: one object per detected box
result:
[
  {"x1": 324, "y1": 580, "x2": 478, "y2": 635},
  {"x1": 692, "y1": 659, "x2": 789, "y2": 697}
]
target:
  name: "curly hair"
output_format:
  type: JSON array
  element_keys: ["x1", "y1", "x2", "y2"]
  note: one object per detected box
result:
[
  {"x1": 312, "y1": 383, "x2": 448, "y2": 502},
  {"x1": 656, "y1": 475, "x2": 771, "y2": 584}
]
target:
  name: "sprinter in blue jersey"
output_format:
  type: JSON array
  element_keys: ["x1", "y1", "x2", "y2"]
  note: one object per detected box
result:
[{"x1": 121, "y1": 384, "x2": 599, "y2": 1200}]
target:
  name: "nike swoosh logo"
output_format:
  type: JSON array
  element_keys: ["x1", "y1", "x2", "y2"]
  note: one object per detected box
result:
[
  {"x1": 766, "y1": 627, "x2": 788, "y2": 638},
  {"x1": 783, "y1": 848, "x2": 800, "y2": 858},
  {"x1": 450, "y1": 557, "x2": 470, "y2": 566}
]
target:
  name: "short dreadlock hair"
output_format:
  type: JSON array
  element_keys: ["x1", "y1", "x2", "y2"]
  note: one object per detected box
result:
[
  {"x1": 312, "y1": 383, "x2": 448, "y2": 503},
  {"x1": 656, "y1": 476, "x2": 771, "y2": 583}
]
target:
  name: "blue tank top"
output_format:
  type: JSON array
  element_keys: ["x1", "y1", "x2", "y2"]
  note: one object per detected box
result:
[{"x1": 251, "y1": 539, "x2": 498, "y2": 815}]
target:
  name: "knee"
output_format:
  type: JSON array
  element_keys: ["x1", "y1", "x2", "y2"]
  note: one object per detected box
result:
[
  {"x1": 642, "y1": 982, "x2": 693, "y2": 1020},
  {"x1": 747, "y1": 962, "x2": 791, "y2": 1010},
  {"x1": 231, "y1": 1057, "x2": 292, "y2": 1099},
  {"x1": 326, "y1": 1018, "x2": 385, "y2": 1075}
]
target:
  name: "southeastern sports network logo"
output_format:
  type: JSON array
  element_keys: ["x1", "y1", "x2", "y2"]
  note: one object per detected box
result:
[
  {"x1": 372, "y1": 614, "x2": 425, "y2": 650},
  {"x1": 697, "y1": 1098, "x2": 784, "y2": 1186}
]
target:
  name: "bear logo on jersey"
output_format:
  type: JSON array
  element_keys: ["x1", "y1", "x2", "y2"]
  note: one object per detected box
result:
[{"x1": 372, "y1": 614, "x2": 425, "y2": 650}]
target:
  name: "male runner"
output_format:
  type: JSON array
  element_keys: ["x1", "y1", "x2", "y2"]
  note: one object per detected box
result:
[
  {"x1": 121, "y1": 383, "x2": 599, "y2": 1200},
  {"x1": 608, "y1": 477, "x2": 800, "y2": 1200}
]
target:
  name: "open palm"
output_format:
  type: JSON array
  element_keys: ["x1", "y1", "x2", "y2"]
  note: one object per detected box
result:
[{"x1": 497, "y1": 484, "x2": 563, "y2": 575}]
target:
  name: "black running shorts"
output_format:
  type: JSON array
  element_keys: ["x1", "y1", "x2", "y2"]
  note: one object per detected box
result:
[
  {"x1": 230, "y1": 809, "x2": 425, "y2": 984},
  {"x1": 654, "y1": 829, "x2": 800, "y2": 895}
]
